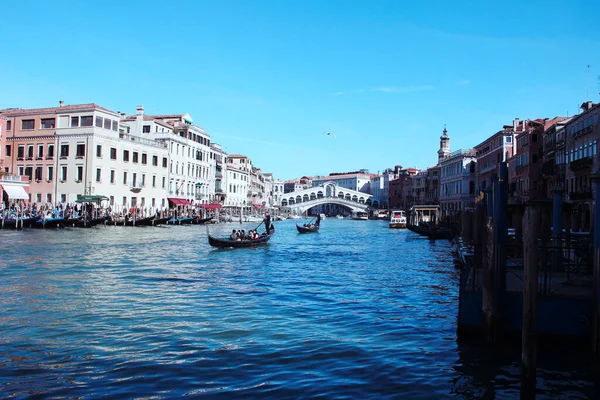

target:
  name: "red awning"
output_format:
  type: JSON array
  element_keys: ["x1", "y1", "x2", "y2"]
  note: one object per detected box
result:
[
  {"x1": 201, "y1": 204, "x2": 222, "y2": 210},
  {"x1": 168, "y1": 198, "x2": 191, "y2": 206}
]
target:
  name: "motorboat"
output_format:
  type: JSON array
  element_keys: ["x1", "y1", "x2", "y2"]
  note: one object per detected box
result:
[{"x1": 389, "y1": 210, "x2": 407, "y2": 229}]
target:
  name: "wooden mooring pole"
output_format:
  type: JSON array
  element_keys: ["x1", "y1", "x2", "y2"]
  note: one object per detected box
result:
[
  {"x1": 482, "y1": 183, "x2": 496, "y2": 344},
  {"x1": 522, "y1": 200, "x2": 543, "y2": 395}
]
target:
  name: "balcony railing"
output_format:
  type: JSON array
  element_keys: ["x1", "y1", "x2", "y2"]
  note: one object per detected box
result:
[
  {"x1": 195, "y1": 194, "x2": 205, "y2": 200},
  {"x1": 569, "y1": 191, "x2": 593, "y2": 201},
  {"x1": 569, "y1": 157, "x2": 593, "y2": 171},
  {"x1": 0, "y1": 174, "x2": 25, "y2": 182},
  {"x1": 130, "y1": 182, "x2": 145, "y2": 192}
]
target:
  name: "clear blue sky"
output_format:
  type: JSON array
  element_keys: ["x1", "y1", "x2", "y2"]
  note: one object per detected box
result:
[{"x1": 1, "y1": 0, "x2": 598, "y2": 180}]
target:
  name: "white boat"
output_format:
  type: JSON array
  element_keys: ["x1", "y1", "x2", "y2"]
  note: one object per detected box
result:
[
  {"x1": 244, "y1": 216, "x2": 263, "y2": 222},
  {"x1": 290, "y1": 215, "x2": 301, "y2": 220},
  {"x1": 319, "y1": 213, "x2": 326, "y2": 219},
  {"x1": 336, "y1": 214, "x2": 344, "y2": 219},
  {"x1": 389, "y1": 210, "x2": 407, "y2": 229},
  {"x1": 351, "y1": 211, "x2": 368, "y2": 220},
  {"x1": 275, "y1": 215, "x2": 287, "y2": 221}
]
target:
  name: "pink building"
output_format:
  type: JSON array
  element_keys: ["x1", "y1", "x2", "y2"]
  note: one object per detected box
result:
[{"x1": 0, "y1": 116, "x2": 6, "y2": 173}]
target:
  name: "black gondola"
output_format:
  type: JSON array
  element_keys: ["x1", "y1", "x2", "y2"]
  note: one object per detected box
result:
[
  {"x1": 296, "y1": 223, "x2": 319, "y2": 233},
  {"x1": 296, "y1": 214, "x2": 320, "y2": 234},
  {"x1": 63, "y1": 217, "x2": 82, "y2": 227},
  {"x1": 0, "y1": 217, "x2": 37, "y2": 229},
  {"x1": 152, "y1": 216, "x2": 170, "y2": 226},
  {"x1": 407, "y1": 223, "x2": 453, "y2": 240},
  {"x1": 192, "y1": 216, "x2": 213, "y2": 225},
  {"x1": 33, "y1": 217, "x2": 65, "y2": 229},
  {"x1": 77, "y1": 216, "x2": 108, "y2": 228},
  {"x1": 208, "y1": 226, "x2": 275, "y2": 248}
]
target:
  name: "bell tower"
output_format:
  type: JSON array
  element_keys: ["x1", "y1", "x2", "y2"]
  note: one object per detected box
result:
[{"x1": 438, "y1": 126, "x2": 451, "y2": 164}]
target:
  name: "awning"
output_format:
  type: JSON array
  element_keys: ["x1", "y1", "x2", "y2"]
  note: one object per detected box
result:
[
  {"x1": 0, "y1": 183, "x2": 29, "y2": 200},
  {"x1": 201, "y1": 204, "x2": 222, "y2": 210},
  {"x1": 168, "y1": 198, "x2": 191, "y2": 206}
]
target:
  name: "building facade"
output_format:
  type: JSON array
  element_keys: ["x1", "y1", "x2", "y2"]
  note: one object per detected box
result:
[{"x1": 439, "y1": 149, "x2": 477, "y2": 215}]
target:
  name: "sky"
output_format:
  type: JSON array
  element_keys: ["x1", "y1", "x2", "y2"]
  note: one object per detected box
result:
[{"x1": 1, "y1": 0, "x2": 599, "y2": 180}]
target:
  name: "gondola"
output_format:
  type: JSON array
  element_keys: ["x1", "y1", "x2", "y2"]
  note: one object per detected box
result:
[
  {"x1": 0, "y1": 217, "x2": 37, "y2": 229},
  {"x1": 208, "y1": 226, "x2": 275, "y2": 248},
  {"x1": 192, "y1": 216, "x2": 213, "y2": 225},
  {"x1": 296, "y1": 214, "x2": 320, "y2": 234},
  {"x1": 152, "y1": 216, "x2": 170, "y2": 226},
  {"x1": 76, "y1": 216, "x2": 108, "y2": 228},
  {"x1": 124, "y1": 215, "x2": 157, "y2": 227},
  {"x1": 34, "y1": 217, "x2": 65, "y2": 229},
  {"x1": 406, "y1": 223, "x2": 453, "y2": 240},
  {"x1": 296, "y1": 223, "x2": 319, "y2": 233},
  {"x1": 63, "y1": 217, "x2": 82, "y2": 228},
  {"x1": 166, "y1": 217, "x2": 195, "y2": 225}
]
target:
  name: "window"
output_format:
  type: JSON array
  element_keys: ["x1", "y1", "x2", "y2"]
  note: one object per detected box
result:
[
  {"x1": 152, "y1": 155, "x2": 158, "y2": 166},
  {"x1": 95, "y1": 116, "x2": 103, "y2": 128},
  {"x1": 110, "y1": 170, "x2": 115, "y2": 183},
  {"x1": 47, "y1": 166, "x2": 53, "y2": 181},
  {"x1": 81, "y1": 116, "x2": 93, "y2": 126},
  {"x1": 142, "y1": 125, "x2": 151, "y2": 133},
  {"x1": 162, "y1": 157, "x2": 167, "y2": 168},
  {"x1": 532, "y1": 133, "x2": 537, "y2": 143},
  {"x1": 60, "y1": 144, "x2": 69, "y2": 158},
  {"x1": 96, "y1": 145, "x2": 102, "y2": 157},
  {"x1": 112, "y1": 120, "x2": 118, "y2": 131},
  {"x1": 103, "y1": 119, "x2": 111, "y2": 130},
  {"x1": 47, "y1": 193, "x2": 52, "y2": 202},
  {"x1": 76, "y1": 143, "x2": 85, "y2": 158},
  {"x1": 27, "y1": 145, "x2": 34, "y2": 159},
  {"x1": 110, "y1": 147, "x2": 117, "y2": 160},
  {"x1": 47, "y1": 144, "x2": 54, "y2": 158},
  {"x1": 41, "y1": 118, "x2": 55, "y2": 129},
  {"x1": 123, "y1": 150, "x2": 129, "y2": 162},
  {"x1": 152, "y1": 175, "x2": 156, "y2": 187},
  {"x1": 162, "y1": 176, "x2": 166, "y2": 189},
  {"x1": 61, "y1": 166, "x2": 67, "y2": 181},
  {"x1": 22, "y1": 119, "x2": 34, "y2": 130},
  {"x1": 37, "y1": 144, "x2": 44, "y2": 159},
  {"x1": 133, "y1": 152, "x2": 139, "y2": 163},
  {"x1": 6, "y1": 120, "x2": 11, "y2": 131},
  {"x1": 35, "y1": 166, "x2": 42, "y2": 181},
  {"x1": 77, "y1": 166, "x2": 83, "y2": 182},
  {"x1": 17, "y1": 145, "x2": 24, "y2": 159},
  {"x1": 123, "y1": 172, "x2": 128, "y2": 185},
  {"x1": 71, "y1": 116, "x2": 79, "y2": 127},
  {"x1": 5, "y1": 144, "x2": 11, "y2": 157},
  {"x1": 141, "y1": 153, "x2": 147, "y2": 165},
  {"x1": 96, "y1": 168, "x2": 101, "y2": 182},
  {"x1": 18, "y1": 166, "x2": 24, "y2": 176}
]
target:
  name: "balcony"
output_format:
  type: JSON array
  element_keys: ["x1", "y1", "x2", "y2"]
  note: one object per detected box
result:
[
  {"x1": 569, "y1": 156, "x2": 593, "y2": 171},
  {"x1": 215, "y1": 188, "x2": 223, "y2": 194},
  {"x1": 130, "y1": 182, "x2": 145, "y2": 193},
  {"x1": 195, "y1": 193, "x2": 205, "y2": 200},
  {"x1": 569, "y1": 191, "x2": 593, "y2": 201}
]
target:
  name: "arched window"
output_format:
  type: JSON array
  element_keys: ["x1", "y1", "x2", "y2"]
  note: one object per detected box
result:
[
  {"x1": 296, "y1": 195, "x2": 302, "y2": 203},
  {"x1": 317, "y1": 191, "x2": 324, "y2": 198},
  {"x1": 310, "y1": 193, "x2": 317, "y2": 200},
  {"x1": 338, "y1": 192, "x2": 344, "y2": 199},
  {"x1": 303, "y1": 194, "x2": 309, "y2": 202},
  {"x1": 352, "y1": 195, "x2": 358, "y2": 202}
]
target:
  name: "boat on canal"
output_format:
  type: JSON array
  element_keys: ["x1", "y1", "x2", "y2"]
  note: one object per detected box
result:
[
  {"x1": 389, "y1": 210, "x2": 407, "y2": 229},
  {"x1": 208, "y1": 226, "x2": 275, "y2": 248},
  {"x1": 351, "y1": 211, "x2": 368, "y2": 220},
  {"x1": 0, "y1": 216, "x2": 37, "y2": 229},
  {"x1": 296, "y1": 214, "x2": 321, "y2": 233}
]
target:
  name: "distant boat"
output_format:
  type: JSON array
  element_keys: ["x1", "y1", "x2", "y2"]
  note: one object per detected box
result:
[
  {"x1": 389, "y1": 210, "x2": 407, "y2": 229},
  {"x1": 297, "y1": 214, "x2": 320, "y2": 233},
  {"x1": 319, "y1": 213, "x2": 326, "y2": 220},
  {"x1": 335, "y1": 214, "x2": 344, "y2": 219},
  {"x1": 351, "y1": 211, "x2": 368, "y2": 220}
]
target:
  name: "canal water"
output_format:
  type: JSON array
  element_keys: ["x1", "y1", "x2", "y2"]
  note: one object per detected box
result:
[{"x1": 0, "y1": 219, "x2": 597, "y2": 398}]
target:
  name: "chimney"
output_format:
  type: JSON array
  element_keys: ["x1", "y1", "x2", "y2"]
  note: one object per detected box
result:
[
  {"x1": 59, "y1": 100, "x2": 64, "y2": 107},
  {"x1": 136, "y1": 105, "x2": 144, "y2": 115},
  {"x1": 513, "y1": 118, "x2": 520, "y2": 130}
]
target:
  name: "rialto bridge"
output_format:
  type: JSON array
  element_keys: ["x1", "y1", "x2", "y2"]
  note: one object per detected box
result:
[{"x1": 279, "y1": 182, "x2": 376, "y2": 213}]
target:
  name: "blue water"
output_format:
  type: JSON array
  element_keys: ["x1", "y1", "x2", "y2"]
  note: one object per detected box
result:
[{"x1": 0, "y1": 219, "x2": 597, "y2": 399}]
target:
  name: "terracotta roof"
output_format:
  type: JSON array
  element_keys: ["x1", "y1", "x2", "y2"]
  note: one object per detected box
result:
[{"x1": 0, "y1": 103, "x2": 116, "y2": 116}]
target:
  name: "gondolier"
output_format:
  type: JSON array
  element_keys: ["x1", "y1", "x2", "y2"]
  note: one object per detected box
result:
[{"x1": 264, "y1": 213, "x2": 271, "y2": 233}]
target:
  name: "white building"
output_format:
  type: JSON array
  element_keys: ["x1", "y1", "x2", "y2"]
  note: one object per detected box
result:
[
  {"x1": 312, "y1": 171, "x2": 373, "y2": 193},
  {"x1": 224, "y1": 154, "x2": 251, "y2": 208},
  {"x1": 122, "y1": 107, "x2": 215, "y2": 207},
  {"x1": 439, "y1": 149, "x2": 477, "y2": 216},
  {"x1": 1, "y1": 102, "x2": 169, "y2": 209},
  {"x1": 370, "y1": 167, "x2": 400, "y2": 209},
  {"x1": 272, "y1": 179, "x2": 285, "y2": 206},
  {"x1": 210, "y1": 143, "x2": 227, "y2": 206}
]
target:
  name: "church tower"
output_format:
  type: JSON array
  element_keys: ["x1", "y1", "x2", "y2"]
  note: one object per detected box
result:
[{"x1": 437, "y1": 126, "x2": 451, "y2": 164}]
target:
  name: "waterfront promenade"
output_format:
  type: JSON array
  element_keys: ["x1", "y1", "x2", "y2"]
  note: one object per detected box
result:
[{"x1": 0, "y1": 219, "x2": 596, "y2": 398}]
